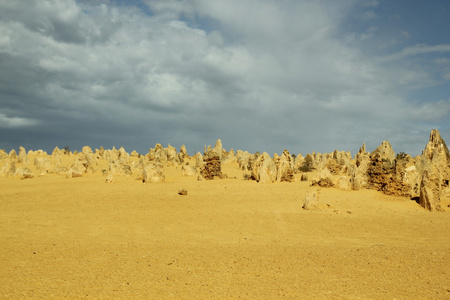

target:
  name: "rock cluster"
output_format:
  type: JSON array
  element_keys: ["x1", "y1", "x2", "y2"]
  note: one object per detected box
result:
[
  {"x1": 303, "y1": 129, "x2": 450, "y2": 211},
  {"x1": 200, "y1": 141, "x2": 225, "y2": 180},
  {"x1": 1, "y1": 131, "x2": 448, "y2": 211}
]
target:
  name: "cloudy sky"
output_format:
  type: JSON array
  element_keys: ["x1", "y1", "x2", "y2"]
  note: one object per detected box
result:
[{"x1": 1, "y1": 0, "x2": 449, "y2": 156}]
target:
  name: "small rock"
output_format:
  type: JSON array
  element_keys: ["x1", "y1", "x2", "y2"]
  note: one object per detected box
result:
[
  {"x1": 178, "y1": 189, "x2": 188, "y2": 195},
  {"x1": 302, "y1": 191, "x2": 319, "y2": 210},
  {"x1": 105, "y1": 174, "x2": 114, "y2": 183}
]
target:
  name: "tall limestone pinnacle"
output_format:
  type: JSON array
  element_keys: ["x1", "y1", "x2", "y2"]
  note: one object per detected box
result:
[
  {"x1": 418, "y1": 129, "x2": 450, "y2": 211},
  {"x1": 422, "y1": 129, "x2": 450, "y2": 162}
]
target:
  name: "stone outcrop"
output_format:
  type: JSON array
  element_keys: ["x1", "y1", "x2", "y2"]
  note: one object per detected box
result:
[
  {"x1": 143, "y1": 162, "x2": 165, "y2": 183},
  {"x1": 178, "y1": 145, "x2": 188, "y2": 163},
  {"x1": 18, "y1": 146, "x2": 29, "y2": 165},
  {"x1": 67, "y1": 168, "x2": 82, "y2": 178},
  {"x1": 213, "y1": 139, "x2": 223, "y2": 160},
  {"x1": 130, "y1": 150, "x2": 140, "y2": 157},
  {"x1": 0, "y1": 160, "x2": 16, "y2": 177},
  {"x1": 302, "y1": 191, "x2": 319, "y2": 210},
  {"x1": 419, "y1": 170, "x2": 442, "y2": 211},
  {"x1": 34, "y1": 157, "x2": 52, "y2": 175},
  {"x1": 194, "y1": 152, "x2": 205, "y2": 169},
  {"x1": 147, "y1": 144, "x2": 168, "y2": 165},
  {"x1": 108, "y1": 159, "x2": 132, "y2": 176},
  {"x1": 351, "y1": 141, "x2": 410, "y2": 197},
  {"x1": 417, "y1": 129, "x2": 450, "y2": 210},
  {"x1": 236, "y1": 150, "x2": 251, "y2": 170},
  {"x1": 105, "y1": 173, "x2": 114, "y2": 183},
  {"x1": 352, "y1": 143, "x2": 370, "y2": 190},
  {"x1": 181, "y1": 165, "x2": 198, "y2": 177},
  {"x1": 14, "y1": 167, "x2": 33, "y2": 179},
  {"x1": 251, "y1": 152, "x2": 277, "y2": 184},
  {"x1": 276, "y1": 150, "x2": 295, "y2": 182},
  {"x1": 293, "y1": 154, "x2": 304, "y2": 174},
  {"x1": 165, "y1": 145, "x2": 178, "y2": 165},
  {"x1": 300, "y1": 153, "x2": 316, "y2": 172},
  {"x1": 312, "y1": 169, "x2": 334, "y2": 188},
  {"x1": 0, "y1": 130, "x2": 448, "y2": 213},
  {"x1": 200, "y1": 150, "x2": 224, "y2": 180}
]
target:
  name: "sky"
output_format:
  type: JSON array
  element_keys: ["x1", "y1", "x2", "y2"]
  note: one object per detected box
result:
[{"x1": 0, "y1": 0, "x2": 449, "y2": 156}]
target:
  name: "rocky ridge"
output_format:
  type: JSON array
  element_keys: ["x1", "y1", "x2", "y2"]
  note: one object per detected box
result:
[{"x1": 1, "y1": 130, "x2": 449, "y2": 211}]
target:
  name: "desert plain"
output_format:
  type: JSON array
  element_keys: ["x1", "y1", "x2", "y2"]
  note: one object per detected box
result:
[{"x1": 1, "y1": 143, "x2": 450, "y2": 299}]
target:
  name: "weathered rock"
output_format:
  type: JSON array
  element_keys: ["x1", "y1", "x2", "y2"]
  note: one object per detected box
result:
[
  {"x1": 178, "y1": 145, "x2": 189, "y2": 163},
  {"x1": 165, "y1": 145, "x2": 179, "y2": 165},
  {"x1": 325, "y1": 158, "x2": 342, "y2": 175},
  {"x1": 312, "y1": 169, "x2": 334, "y2": 188},
  {"x1": 154, "y1": 144, "x2": 168, "y2": 165},
  {"x1": 181, "y1": 165, "x2": 198, "y2": 177},
  {"x1": 371, "y1": 141, "x2": 395, "y2": 163},
  {"x1": 213, "y1": 139, "x2": 223, "y2": 160},
  {"x1": 419, "y1": 170, "x2": 442, "y2": 211},
  {"x1": 251, "y1": 152, "x2": 277, "y2": 184},
  {"x1": 420, "y1": 129, "x2": 450, "y2": 186},
  {"x1": 117, "y1": 147, "x2": 130, "y2": 162},
  {"x1": 105, "y1": 173, "x2": 114, "y2": 183},
  {"x1": 352, "y1": 143, "x2": 370, "y2": 190},
  {"x1": 82, "y1": 146, "x2": 93, "y2": 155},
  {"x1": 236, "y1": 150, "x2": 251, "y2": 170},
  {"x1": 336, "y1": 176, "x2": 352, "y2": 191},
  {"x1": 143, "y1": 162, "x2": 165, "y2": 183},
  {"x1": 72, "y1": 150, "x2": 98, "y2": 173},
  {"x1": 130, "y1": 159, "x2": 145, "y2": 175},
  {"x1": 9, "y1": 149, "x2": 17, "y2": 162},
  {"x1": 34, "y1": 157, "x2": 52, "y2": 175},
  {"x1": 323, "y1": 150, "x2": 352, "y2": 176},
  {"x1": 52, "y1": 147, "x2": 64, "y2": 156},
  {"x1": 366, "y1": 141, "x2": 411, "y2": 197},
  {"x1": 0, "y1": 149, "x2": 8, "y2": 159},
  {"x1": 300, "y1": 153, "x2": 316, "y2": 172},
  {"x1": 67, "y1": 168, "x2": 83, "y2": 178},
  {"x1": 302, "y1": 191, "x2": 319, "y2": 210},
  {"x1": 223, "y1": 148, "x2": 236, "y2": 163},
  {"x1": 200, "y1": 155, "x2": 224, "y2": 180},
  {"x1": 293, "y1": 154, "x2": 304, "y2": 174},
  {"x1": 0, "y1": 161, "x2": 16, "y2": 177},
  {"x1": 14, "y1": 167, "x2": 33, "y2": 179},
  {"x1": 394, "y1": 154, "x2": 419, "y2": 197},
  {"x1": 104, "y1": 148, "x2": 119, "y2": 162},
  {"x1": 300, "y1": 173, "x2": 308, "y2": 181},
  {"x1": 108, "y1": 159, "x2": 132, "y2": 176},
  {"x1": 276, "y1": 149, "x2": 295, "y2": 182},
  {"x1": 422, "y1": 129, "x2": 450, "y2": 163},
  {"x1": 18, "y1": 146, "x2": 29, "y2": 165},
  {"x1": 71, "y1": 156, "x2": 87, "y2": 173},
  {"x1": 194, "y1": 152, "x2": 205, "y2": 168},
  {"x1": 130, "y1": 150, "x2": 140, "y2": 157}
]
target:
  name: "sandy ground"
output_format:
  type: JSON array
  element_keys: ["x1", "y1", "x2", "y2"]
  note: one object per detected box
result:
[{"x1": 1, "y1": 158, "x2": 449, "y2": 299}]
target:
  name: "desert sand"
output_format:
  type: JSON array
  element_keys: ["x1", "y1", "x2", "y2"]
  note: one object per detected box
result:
[{"x1": 1, "y1": 152, "x2": 450, "y2": 299}]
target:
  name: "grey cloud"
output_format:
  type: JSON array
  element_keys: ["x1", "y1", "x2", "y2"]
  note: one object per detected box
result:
[{"x1": 0, "y1": 0, "x2": 448, "y2": 157}]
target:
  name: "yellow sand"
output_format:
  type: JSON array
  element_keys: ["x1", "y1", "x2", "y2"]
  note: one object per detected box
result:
[{"x1": 0, "y1": 157, "x2": 449, "y2": 299}]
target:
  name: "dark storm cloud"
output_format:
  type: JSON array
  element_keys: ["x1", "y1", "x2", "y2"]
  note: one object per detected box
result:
[{"x1": 0, "y1": 0, "x2": 449, "y2": 156}]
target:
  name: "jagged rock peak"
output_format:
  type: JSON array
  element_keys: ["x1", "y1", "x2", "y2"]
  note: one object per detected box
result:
[
  {"x1": 422, "y1": 129, "x2": 450, "y2": 162},
  {"x1": 214, "y1": 139, "x2": 223, "y2": 159},
  {"x1": 370, "y1": 140, "x2": 395, "y2": 162}
]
